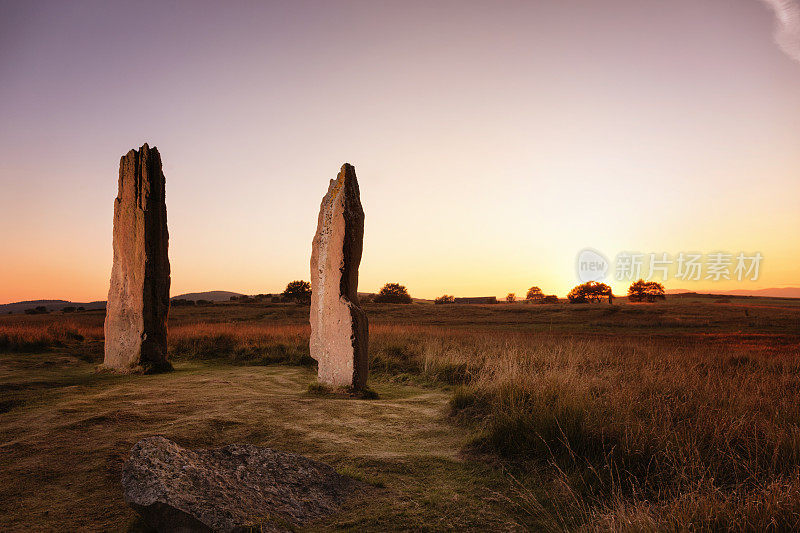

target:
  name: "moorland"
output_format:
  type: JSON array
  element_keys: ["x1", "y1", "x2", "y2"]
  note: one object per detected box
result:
[{"x1": 2, "y1": 294, "x2": 800, "y2": 531}]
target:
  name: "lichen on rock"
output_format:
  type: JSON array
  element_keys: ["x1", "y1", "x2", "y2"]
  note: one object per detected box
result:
[
  {"x1": 103, "y1": 143, "x2": 171, "y2": 373},
  {"x1": 309, "y1": 164, "x2": 368, "y2": 390}
]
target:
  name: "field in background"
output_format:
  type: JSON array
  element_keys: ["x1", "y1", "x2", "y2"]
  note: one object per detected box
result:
[{"x1": 2, "y1": 296, "x2": 800, "y2": 530}]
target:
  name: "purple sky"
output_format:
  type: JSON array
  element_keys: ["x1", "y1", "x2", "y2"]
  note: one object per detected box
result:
[{"x1": 1, "y1": 0, "x2": 799, "y2": 302}]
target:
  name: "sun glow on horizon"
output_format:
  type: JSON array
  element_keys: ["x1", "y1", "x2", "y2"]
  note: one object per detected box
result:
[{"x1": 1, "y1": 1, "x2": 799, "y2": 304}]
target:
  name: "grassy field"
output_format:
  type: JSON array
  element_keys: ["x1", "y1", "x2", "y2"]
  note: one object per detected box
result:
[{"x1": 1, "y1": 296, "x2": 800, "y2": 531}]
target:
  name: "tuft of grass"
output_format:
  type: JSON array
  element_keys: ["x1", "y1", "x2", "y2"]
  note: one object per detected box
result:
[
  {"x1": 336, "y1": 466, "x2": 386, "y2": 488},
  {"x1": 369, "y1": 342, "x2": 422, "y2": 375},
  {"x1": 168, "y1": 323, "x2": 314, "y2": 366},
  {"x1": 306, "y1": 381, "x2": 379, "y2": 400},
  {"x1": 307, "y1": 381, "x2": 331, "y2": 395},
  {"x1": 354, "y1": 386, "x2": 380, "y2": 400}
]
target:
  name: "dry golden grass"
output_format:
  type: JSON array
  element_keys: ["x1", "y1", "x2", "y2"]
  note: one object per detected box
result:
[
  {"x1": 2, "y1": 298, "x2": 800, "y2": 530},
  {"x1": 0, "y1": 362, "x2": 522, "y2": 531},
  {"x1": 0, "y1": 319, "x2": 103, "y2": 352},
  {"x1": 169, "y1": 322, "x2": 313, "y2": 364},
  {"x1": 351, "y1": 309, "x2": 800, "y2": 529},
  {"x1": 437, "y1": 333, "x2": 800, "y2": 530}
]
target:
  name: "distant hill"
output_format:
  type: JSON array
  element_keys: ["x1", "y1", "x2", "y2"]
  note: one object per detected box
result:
[
  {"x1": 0, "y1": 299, "x2": 106, "y2": 314},
  {"x1": 667, "y1": 287, "x2": 800, "y2": 299},
  {"x1": 0, "y1": 290, "x2": 245, "y2": 314},
  {"x1": 172, "y1": 291, "x2": 244, "y2": 302},
  {"x1": 3, "y1": 286, "x2": 798, "y2": 314}
]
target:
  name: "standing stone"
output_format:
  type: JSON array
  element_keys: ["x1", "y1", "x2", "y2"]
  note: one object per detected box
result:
[
  {"x1": 310, "y1": 164, "x2": 368, "y2": 390},
  {"x1": 103, "y1": 143, "x2": 171, "y2": 373}
]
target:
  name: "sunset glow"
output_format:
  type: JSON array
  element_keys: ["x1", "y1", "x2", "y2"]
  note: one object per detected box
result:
[{"x1": 1, "y1": 0, "x2": 799, "y2": 303}]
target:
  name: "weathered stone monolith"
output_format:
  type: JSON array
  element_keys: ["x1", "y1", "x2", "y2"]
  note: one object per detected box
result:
[
  {"x1": 103, "y1": 143, "x2": 171, "y2": 373},
  {"x1": 310, "y1": 164, "x2": 368, "y2": 390}
]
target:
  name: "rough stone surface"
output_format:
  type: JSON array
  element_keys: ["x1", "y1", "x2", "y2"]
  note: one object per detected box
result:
[
  {"x1": 103, "y1": 143, "x2": 171, "y2": 373},
  {"x1": 310, "y1": 164, "x2": 368, "y2": 390},
  {"x1": 122, "y1": 436, "x2": 358, "y2": 532}
]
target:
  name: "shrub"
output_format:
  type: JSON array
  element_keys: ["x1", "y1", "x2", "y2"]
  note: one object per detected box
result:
[
  {"x1": 374, "y1": 283, "x2": 412, "y2": 304},
  {"x1": 282, "y1": 280, "x2": 312, "y2": 303},
  {"x1": 542, "y1": 295, "x2": 558, "y2": 303},
  {"x1": 567, "y1": 281, "x2": 612, "y2": 303},
  {"x1": 369, "y1": 343, "x2": 422, "y2": 375},
  {"x1": 434, "y1": 295, "x2": 455, "y2": 304},
  {"x1": 628, "y1": 279, "x2": 666, "y2": 302},
  {"x1": 526, "y1": 286, "x2": 544, "y2": 302},
  {"x1": 506, "y1": 293, "x2": 516, "y2": 303}
]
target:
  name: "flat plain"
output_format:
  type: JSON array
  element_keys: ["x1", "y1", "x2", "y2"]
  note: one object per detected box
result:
[{"x1": 2, "y1": 294, "x2": 800, "y2": 531}]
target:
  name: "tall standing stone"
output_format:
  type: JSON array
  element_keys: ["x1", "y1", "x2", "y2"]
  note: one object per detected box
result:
[
  {"x1": 103, "y1": 143, "x2": 171, "y2": 373},
  {"x1": 310, "y1": 164, "x2": 368, "y2": 390}
]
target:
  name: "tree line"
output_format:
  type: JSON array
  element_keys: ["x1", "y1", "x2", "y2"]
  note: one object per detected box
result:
[{"x1": 280, "y1": 279, "x2": 665, "y2": 305}]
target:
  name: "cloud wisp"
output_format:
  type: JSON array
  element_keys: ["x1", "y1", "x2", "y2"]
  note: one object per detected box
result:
[{"x1": 760, "y1": 0, "x2": 800, "y2": 63}]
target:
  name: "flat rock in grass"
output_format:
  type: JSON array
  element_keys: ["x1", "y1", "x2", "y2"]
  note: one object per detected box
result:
[{"x1": 122, "y1": 436, "x2": 358, "y2": 532}]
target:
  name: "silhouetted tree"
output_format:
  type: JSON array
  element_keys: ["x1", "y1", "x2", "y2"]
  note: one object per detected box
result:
[
  {"x1": 435, "y1": 294, "x2": 455, "y2": 304},
  {"x1": 567, "y1": 281, "x2": 612, "y2": 303},
  {"x1": 374, "y1": 283, "x2": 412, "y2": 303},
  {"x1": 627, "y1": 279, "x2": 666, "y2": 302},
  {"x1": 506, "y1": 293, "x2": 517, "y2": 302},
  {"x1": 283, "y1": 280, "x2": 312, "y2": 303},
  {"x1": 526, "y1": 286, "x2": 544, "y2": 303}
]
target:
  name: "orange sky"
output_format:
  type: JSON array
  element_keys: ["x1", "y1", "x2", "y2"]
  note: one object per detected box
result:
[{"x1": 1, "y1": 0, "x2": 799, "y2": 303}]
